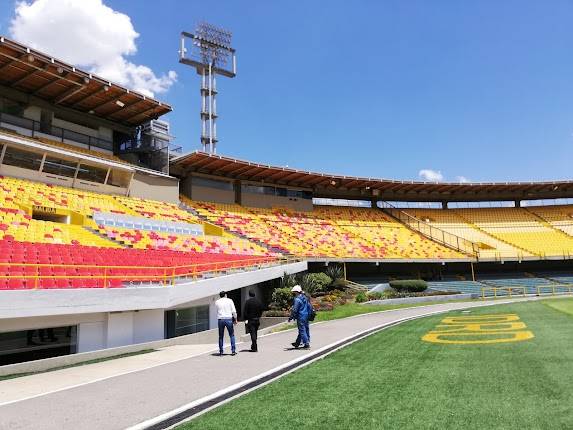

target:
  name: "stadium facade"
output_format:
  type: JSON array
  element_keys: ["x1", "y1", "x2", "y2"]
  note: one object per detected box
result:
[{"x1": 0, "y1": 37, "x2": 572, "y2": 366}]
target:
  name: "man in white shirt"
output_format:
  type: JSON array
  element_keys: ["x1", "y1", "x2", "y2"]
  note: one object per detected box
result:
[{"x1": 215, "y1": 291, "x2": 237, "y2": 356}]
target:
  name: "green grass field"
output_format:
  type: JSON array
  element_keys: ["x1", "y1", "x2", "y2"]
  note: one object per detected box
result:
[
  {"x1": 184, "y1": 299, "x2": 573, "y2": 429},
  {"x1": 275, "y1": 298, "x2": 475, "y2": 332}
]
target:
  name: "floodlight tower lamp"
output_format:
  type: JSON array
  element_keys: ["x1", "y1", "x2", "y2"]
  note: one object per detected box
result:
[{"x1": 179, "y1": 22, "x2": 236, "y2": 154}]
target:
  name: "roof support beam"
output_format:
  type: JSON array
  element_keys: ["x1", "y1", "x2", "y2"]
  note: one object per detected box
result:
[
  {"x1": 91, "y1": 92, "x2": 129, "y2": 111},
  {"x1": 11, "y1": 64, "x2": 48, "y2": 87},
  {"x1": 54, "y1": 78, "x2": 90, "y2": 104},
  {"x1": 69, "y1": 85, "x2": 110, "y2": 108},
  {"x1": 0, "y1": 53, "x2": 27, "y2": 73},
  {"x1": 32, "y1": 75, "x2": 64, "y2": 95},
  {"x1": 197, "y1": 158, "x2": 224, "y2": 172},
  {"x1": 122, "y1": 104, "x2": 158, "y2": 122},
  {"x1": 239, "y1": 166, "x2": 267, "y2": 180}
]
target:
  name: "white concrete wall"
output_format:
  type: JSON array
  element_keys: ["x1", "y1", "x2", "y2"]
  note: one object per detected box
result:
[
  {"x1": 133, "y1": 309, "x2": 165, "y2": 344},
  {"x1": 106, "y1": 312, "x2": 135, "y2": 348},
  {"x1": 78, "y1": 321, "x2": 106, "y2": 352}
]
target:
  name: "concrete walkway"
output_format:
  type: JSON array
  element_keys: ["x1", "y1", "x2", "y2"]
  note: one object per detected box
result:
[
  {"x1": 0, "y1": 344, "x2": 216, "y2": 405},
  {"x1": 0, "y1": 298, "x2": 544, "y2": 430}
]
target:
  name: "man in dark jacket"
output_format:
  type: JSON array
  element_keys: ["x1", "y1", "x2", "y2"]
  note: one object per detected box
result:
[{"x1": 243, "y1": 290, "x2": 264, "y2": 352}]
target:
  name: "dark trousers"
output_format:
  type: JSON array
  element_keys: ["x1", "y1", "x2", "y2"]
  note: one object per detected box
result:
[
  {"x1": 218, "y1": 319, "x2": 236, "y2": 353},
  {"x1": 246, "y1": 318, "x2": 260, "y2": 351}
]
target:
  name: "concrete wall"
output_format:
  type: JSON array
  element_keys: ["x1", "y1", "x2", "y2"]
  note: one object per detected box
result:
[
  {"x1": 0, "y1": 310, "x2": 165, "y2": 353},
  {"x1": 23, "y1": 105, "x2": 42, "y2": 122},
  {"x1": 190, "y1": 184, "x2": 235, "y2": 204},
  {"x1": 241, "y1": 192, "x2": 313, "y2": 211},
  {"x1": 179, "y1": 175, "x2": 235, "y2": 204},
  {"x1": 53, "y1": 117, "x2": 99, "y2": 139},
  {"x1": 78, "y1": 321, "x2": 106, "y2": 352},
  {"x1": 130, "y1": 172, "x2": 179, "y2": 203}
]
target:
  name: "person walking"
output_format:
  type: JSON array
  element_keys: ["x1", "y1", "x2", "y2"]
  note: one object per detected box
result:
[
  {"x1": 215, "y1": 291, "x2": 237, "y2": 356},
  {"x1": 243, "y1": 290, "x2": 264, "y2": 352},
  {"x1": 288, "y1": 285, "x2": 311, "y2": 349}
]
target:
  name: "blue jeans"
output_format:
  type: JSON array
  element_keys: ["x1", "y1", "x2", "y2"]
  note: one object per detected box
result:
[
  {"x1": 295, "y1": 319, "x2": 310, "y2": 346},
  {"x1": 218, "y1": 319, "x2": 236, "y2": 353}
]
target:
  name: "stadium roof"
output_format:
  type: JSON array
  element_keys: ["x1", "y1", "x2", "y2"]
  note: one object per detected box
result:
[
  {"x1": 171, "y1": 151, "x2": 573, "y2": 202},
  {"x1": 0, "y1": 36, "x2": 171, "y2": 127}
]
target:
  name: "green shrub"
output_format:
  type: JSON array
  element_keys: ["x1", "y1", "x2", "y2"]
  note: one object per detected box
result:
[
  {"x1": 280, "y1": 273, "x2": 297, "y2": 290},
  {"x1": 271, "y1": 287, "x2": 293, "y2": 310},
  {"x1": 389, "y1": 279, "x2": 428, "y2": 293},
  {"x1": 383, "y1": 288, "x2": 404, "y2": 299},
  {"x1": 299, "y1": 272, "x2": 333, "y2": 296},
  {"x1": 325, "y1": 264, "x2": 344, "y2": 282},
  {"x1": 367, "y1": 291, "x2": 383, "y2": 300}
]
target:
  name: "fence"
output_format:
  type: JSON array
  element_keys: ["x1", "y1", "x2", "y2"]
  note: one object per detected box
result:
[
  {"x1": 0, "y1": 255, "x2": 301, "y2": 289},
  {"x1": 378, "y1": 201, "x2": 480, "y2": 257}
]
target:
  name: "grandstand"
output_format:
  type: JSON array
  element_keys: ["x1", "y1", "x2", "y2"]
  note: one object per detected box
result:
[{"x1": 1, "y1": 36, "x2": 573, "y2": 368}]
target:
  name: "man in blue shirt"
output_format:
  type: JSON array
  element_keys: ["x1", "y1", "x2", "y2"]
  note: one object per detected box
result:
[{"x1": 288, "y1": 285, "x2": 310, "y2": 349}]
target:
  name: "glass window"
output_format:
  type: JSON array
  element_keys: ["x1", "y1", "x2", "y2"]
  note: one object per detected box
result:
[
  {"x1": 276, "y1": 187, "x2": 287, "y2": 197},
  {"x1": 42, "y1": 156, "x2": 77, "y2": 178},
  {"x1": 174, "y1": 306, "x2": 210, "y2": 337},
  {"x1": 0, "y1": 97, "x2": 25, "y2": 117},
  {"x1": 2, "y1": 146, "x2": 43, "y2": 171},
  {"x1": 0, "y1": 326, "x2": 77, "y2": 366},
  {"x1": 76, "y1": 164, "x2": 107, "y2": 184}
]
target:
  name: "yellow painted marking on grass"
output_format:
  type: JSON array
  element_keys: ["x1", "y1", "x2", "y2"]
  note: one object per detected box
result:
[{"x1": 422, "y1": 313, "x2": 534, "y2": 345}]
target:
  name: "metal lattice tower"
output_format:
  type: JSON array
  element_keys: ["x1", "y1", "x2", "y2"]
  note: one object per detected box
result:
[{"x1": 179, "y1": 22, "x2": 236, "y2": 154}]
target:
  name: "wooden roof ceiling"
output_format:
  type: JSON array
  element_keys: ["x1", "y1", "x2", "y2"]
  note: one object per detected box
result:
[{"x1": 0, "y1": 36, "x2": 171, "y2": 127}]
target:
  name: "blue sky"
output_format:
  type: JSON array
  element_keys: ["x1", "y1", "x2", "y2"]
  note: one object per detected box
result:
[{"x1": 1, "y1": 1, "x2": 572, "y2": 182}]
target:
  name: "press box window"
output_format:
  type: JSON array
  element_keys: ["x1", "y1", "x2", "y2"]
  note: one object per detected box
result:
[
  {"x1": 77, "y1": 164, "x2": 107, "y2": 184},
  {"x1": 42, "y1": 156, "x2": 78, "y2": 178},
  {"x1": 2, "y1": 146, "x2": 43, "y2": 171}
]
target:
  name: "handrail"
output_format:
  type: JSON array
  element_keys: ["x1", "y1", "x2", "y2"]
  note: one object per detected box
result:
[
  {"x1": 0, "y1": 255, "x2": 302, "y2": 289},
  {"x1": 480, "y1": 286, "x2": 527, "y2": 299},
  {"x1": 378, "y1": 201, "x2": 480, "y2": 258},
  {"x1": 0, "y1": 255, "x2": 281, "y2": 270},
  {"x1": 0, "y1": 111, "x2": 113, "y2": 151},
  {"x1": 481, "y1": 283, "x2": 573, "y2": 299}
]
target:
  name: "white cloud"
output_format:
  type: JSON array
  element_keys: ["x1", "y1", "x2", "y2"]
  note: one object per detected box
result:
[
  {"x1": 418, "y1": 169, "x2": 444, "y2": 182},
  {"x1": 456, "y1": 176, "x2": 470, "y2": 183},
  {"x1": 9, "y1": 0, "x2": 176, "y2": 97}
]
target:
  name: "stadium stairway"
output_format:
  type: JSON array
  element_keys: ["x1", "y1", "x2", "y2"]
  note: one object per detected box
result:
[
  {"x1": 83, "y1": 226, "x2": 128, "y2": 248},
  {"x1": 524, "y1": 207, "x2": 573, "y2": 240},
  {"x1": 180, "y1": 197, "x2": 292, "y2": 255},
  {"x1": 378, "y1": 205, "x2": 476, "y2": 258},
  {"x1": 454, "y1": 211, "x2": 539, "y2": 257}
]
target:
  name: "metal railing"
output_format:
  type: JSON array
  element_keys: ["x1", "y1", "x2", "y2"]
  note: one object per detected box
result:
[
  {"x1": 481, "y1": 286, "x2": 527, "y2": 299},
  {"x1": 378, "y1": 201, "x2": 480, "y2": 258},
  {"x1": 0, "y1": 111, "x2": 113, "y2": 151},
  {"x1": 481, "y1": 284, "x2": 573, "y2": 299},
  {"x1": 0, "y1": 255, "x2": 301, "y2": 289}
]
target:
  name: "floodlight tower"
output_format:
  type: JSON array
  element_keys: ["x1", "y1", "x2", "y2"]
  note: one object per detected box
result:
[{"x1": 179, "y1": 22, "x2": 236, "y2": 154}]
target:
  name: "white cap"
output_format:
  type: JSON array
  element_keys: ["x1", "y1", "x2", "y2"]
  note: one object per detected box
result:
[{"x1": 291, "y1": 285, "x2": 302, "y2": 293}]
